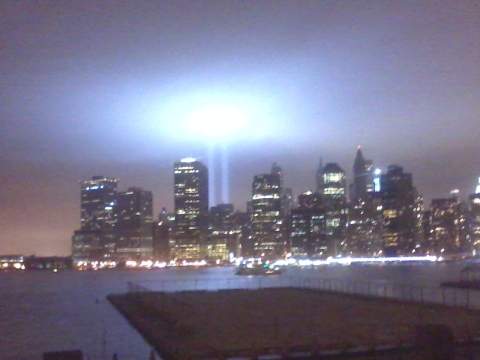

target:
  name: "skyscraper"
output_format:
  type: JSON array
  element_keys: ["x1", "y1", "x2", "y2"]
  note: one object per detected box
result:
[
  {"x1": 115, "y1": 187, "x2": 154, "y2": 259},
  {"x1": 428, "y1": 197, "x2": 466, "y2": 254},
  {"x1": 208, "y1": 203, "x2": 239, "y2": 261},
  {"x1": 469, "y1": 178, "x2": 480, "y2": 252},
  {"x1": 153, "y1": 208, "x2": 174, "y2": 261},
  {"x1": 72, "y1": 176, "x2": 118, "y2": 261},
  {"x1": 251, "y1": 168, "x2": 283, "y2": 257},
  {"x1": 379, "y1": 165, "x2": 417, "y2": 255},
  {"x1": 347, "y1": 148, "x2": 380, "y2": 256},
  {"x1": 319, "y1": 163, "x2": 347, "y2": 255},
  {"x1": 173, "y1": 158, "x2": 209, "y2": 260},
  {"x1": 351, "y1": 146, "x2": 374, "y2": 202},
  {"x1": 289, "y1": 191, "x2": 326, "y2": 256}
]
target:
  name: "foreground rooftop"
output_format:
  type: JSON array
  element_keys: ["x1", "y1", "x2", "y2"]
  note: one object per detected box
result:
[{"x1": 109, "y1": 288, "x2": 480, "y2": 359}]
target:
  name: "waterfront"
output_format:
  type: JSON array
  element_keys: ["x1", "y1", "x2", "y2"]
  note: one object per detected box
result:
[{"x1": 0, "y1": 262, "x2": 472, "y2": 360}]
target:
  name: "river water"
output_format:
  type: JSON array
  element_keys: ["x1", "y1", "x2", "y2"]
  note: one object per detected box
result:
[{"x1": 0, "y1": 262, "x2": 471, "y2": 360}]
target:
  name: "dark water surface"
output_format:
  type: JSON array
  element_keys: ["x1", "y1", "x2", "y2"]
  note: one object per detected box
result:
[{"x1": 0, "y1": 263, "x2": 469, "y2": 360}]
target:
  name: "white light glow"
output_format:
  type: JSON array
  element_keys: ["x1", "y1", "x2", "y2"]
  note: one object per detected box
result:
[
  {"x1": 184, "y1": 103, "x2": 250, "y2": 141},
  {"x1": 149, "y1": 90, "x2": 275, "y2": 144}
]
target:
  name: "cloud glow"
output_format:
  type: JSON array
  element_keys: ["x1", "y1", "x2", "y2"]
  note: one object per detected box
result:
[{"x1": 145, "y1": 88, "x2": 281, "y2": 145}]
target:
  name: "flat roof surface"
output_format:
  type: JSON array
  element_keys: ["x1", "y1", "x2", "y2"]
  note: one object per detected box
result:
[{"x1": 109, "y1": 288, "x2": 480, "y2": 359}]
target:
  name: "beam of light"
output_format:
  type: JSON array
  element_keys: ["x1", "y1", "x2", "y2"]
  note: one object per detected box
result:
[
  {"x1": 221, "y1": 143, "x2": 229, "y2": 203},
  {"x1": 208, "y1": 145, "x2": 216, "y2": 207}
]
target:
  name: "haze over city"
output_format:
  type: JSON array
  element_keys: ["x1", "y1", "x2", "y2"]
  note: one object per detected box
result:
[{"x1": 1, "y1": 0, "x2": 480, "y2": 256}]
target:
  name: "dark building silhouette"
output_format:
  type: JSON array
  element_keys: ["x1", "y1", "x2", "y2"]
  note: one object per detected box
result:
[
  {"x1": 72, "y1": 176, "x2": 118, "y2": 261},
  {"x1": 153, "y1": 208, "x2": 174, "y2": 261},
  {"x1": 319, "y1": 163, "x2": 347, "y2": 256},
  {"x1": 289, "y1": 191, "x2": 327, "y2": 256},
  {"x1": 351, "y1": 146, "x2": 374, "y2": 202},
  {"x1": 347, "y1": 148, "x2": 381, "y2": 256},
  {"x1": 234, "y1": 211, "x2": 253, "y2": 257},
  {"x1": 115, "y1": 187, "x2": 153, "y2": 259},
  {"x1": 173, "y1": 158, "x2": 209, "y2": 260},
  {"x1": 379, "y1": 165, "x2": 418, "y2": 255},
  {"x1": 208, "y1": 203, "x2": 239, "y2": 261},
  {"x1": 251, "y1": 167, "x2": 284, "y2": 257}
]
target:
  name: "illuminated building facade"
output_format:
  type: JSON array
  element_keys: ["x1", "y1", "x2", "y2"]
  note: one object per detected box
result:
[
  {"x1": 115, "y1": 187, "x2": 153, "y2": 259},
  {"x1": 207, "y1": 203, "x2": 239, "y2": 261},
  {"x1": 347, "y1": 148, "x2": 381, "y2": 256},
  {"x1": 427, "y1": 197, "x2": 467, "y2": 254},
  {"x1": 153, "y1": 208, "x2": 174, "y2": 261},
  {"x1": 173, "y1": 158, "x2": 209, "y2": 260},
  {"x1": 469, "y1": 180, "x2": 480, "y2": 251},
  {"x1": 251, "y1": 167, "x2": 284, "y2": 257},
  {"x1": 289, "y1": 191, "x2": 327, "y2": 256},
  {"x1": 319, "y1": 163, "x2": 347, "y2": 256},
  {"x1": 379, "y1": 165, "x2": 417, "y2": 255},
  {"x1": 72, "y1": 176, "x2": 118, "y2": 261},
  {"x1": 346, "y1": 197, "x2": 383, "y2": 256}
]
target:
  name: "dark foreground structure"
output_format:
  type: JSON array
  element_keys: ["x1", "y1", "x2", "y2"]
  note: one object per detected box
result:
[{"x1": 109, "y1": 288, "x2": 480, "y2": 359}]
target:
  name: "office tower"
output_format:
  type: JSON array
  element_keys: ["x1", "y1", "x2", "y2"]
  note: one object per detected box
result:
[
  {"x1": 251, "y1": 168, "x2": 284, "y2": 257},
  {"x1": 428, "y1": 195, "x2": 468, "y2": 254},
  {"x1": 153, "y1": 208, "x2": 174, "y2": 261},
  {"x1": 289, "y1": 191, "x2": 327, "y2": 256},
  {"x1": 115, "y1": 187, "x2": 154, "y2": 259},
  {"x1": 469, "y1": 178, "x2": 480, "y2": 252},
  {"x1": 413, "y1": 192, "x2": 426, "y2": 251},
  {"x1": 351, "y1": 147, "x2": 375, "y2": 202},
  {"x1": 234, "y1": 211, "x2": 253, "y2": 257},
  {"x1": 346, "y1": 197, "x2": 383, "y2": 256},
  {"x1": 319, "y1": 163, "x2": 348, "y2": 256},
  {"x1": 379, "y1": 165, "x2": 417, "y2": 255},
  {"x1": 72, "y1": 176, "x2": 118, "y2": 261},
  {"x1": 347, "y1": 148, "x2": 380, "y2": 255},
  {"x1": 208, "y1": 203, "x2": 239, "y2": 261},
  {"x1": 173, "y1": 158, "x2": 209, "y2": 260},
  {"x1": 282, "y1": 187, "x2": 294, "y2": 218}
]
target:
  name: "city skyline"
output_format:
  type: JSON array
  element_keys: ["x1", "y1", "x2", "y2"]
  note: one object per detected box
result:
[
  {"x1": 5, "y1": 149, "x2": 480, "y2": 257},
  {"x1": 1, "y1": 1, "x2": 480, "y2": 256}
]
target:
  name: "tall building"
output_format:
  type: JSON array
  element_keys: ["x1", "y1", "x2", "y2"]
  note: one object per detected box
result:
[
  {"x1": 351, "y1": 146, "x2": 374, "y2": 202},
  {"x1": 173, "y1": 158, "x2": 209, "y2": 260},
  {"x1": 115, "y1": 187, "x2": 153, "y2": 259},
  {"x1": 347, "y1": 148, "x2": 381, "y2": 256},
  {"x1": 208, "y1": 203, "x2": 239, "y2": 261},
  {"x1": 379, "y1": 165, "x2": 417, "y2": 255},
  {"x1": 289, "y1": 191, "x2": 327, "y2": 256},
  {"x1": 153, "y1": 208, "x2": 174, "y2": 261},
  {"x1": 251, "y1": 168, "x2": 284, "y2": 257},
  {"x1": 319, "y1": 163, "x2": 347, "y2": 256},
  {"x1": 346, "y1": 197, "x2": 383, "y2": 256},
  {"x1": 72, "y1": 176, "x2": 118, "y2": 261},
  {"x1": 469, "y1": 178, "x2": 480, "y2": 252}
]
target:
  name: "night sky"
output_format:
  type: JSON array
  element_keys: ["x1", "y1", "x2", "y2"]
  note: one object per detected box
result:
[{"x1": 1, "y1": 1, "x2": 480, "y2": 256}]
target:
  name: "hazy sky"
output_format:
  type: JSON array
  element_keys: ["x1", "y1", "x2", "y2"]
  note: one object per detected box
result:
[{"x1": 1, "y1": 0, "x2": 480, "y2": 255}]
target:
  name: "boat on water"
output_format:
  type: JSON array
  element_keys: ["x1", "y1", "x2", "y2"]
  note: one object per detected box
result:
[{"x1": 235, "y1": 259, "x2": 283, "y2": 276}]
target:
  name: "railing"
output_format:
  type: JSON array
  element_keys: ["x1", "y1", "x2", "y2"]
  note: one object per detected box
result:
[{"x1": 127, "y1": 275, "x2": 479, "y2": 310}]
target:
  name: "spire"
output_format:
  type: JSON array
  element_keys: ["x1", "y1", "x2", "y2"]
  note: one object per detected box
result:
[{"x1": 476, "y1": 177, "x2": 480, "y2": 194}]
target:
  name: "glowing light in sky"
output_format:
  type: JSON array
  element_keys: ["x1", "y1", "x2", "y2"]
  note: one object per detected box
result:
[
  {"x1": 147, "y1": 88, "x2": 279, "y2": 145},
  {"x1": 183, "y1": 103, "x2": 250, "y2": 141}
]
